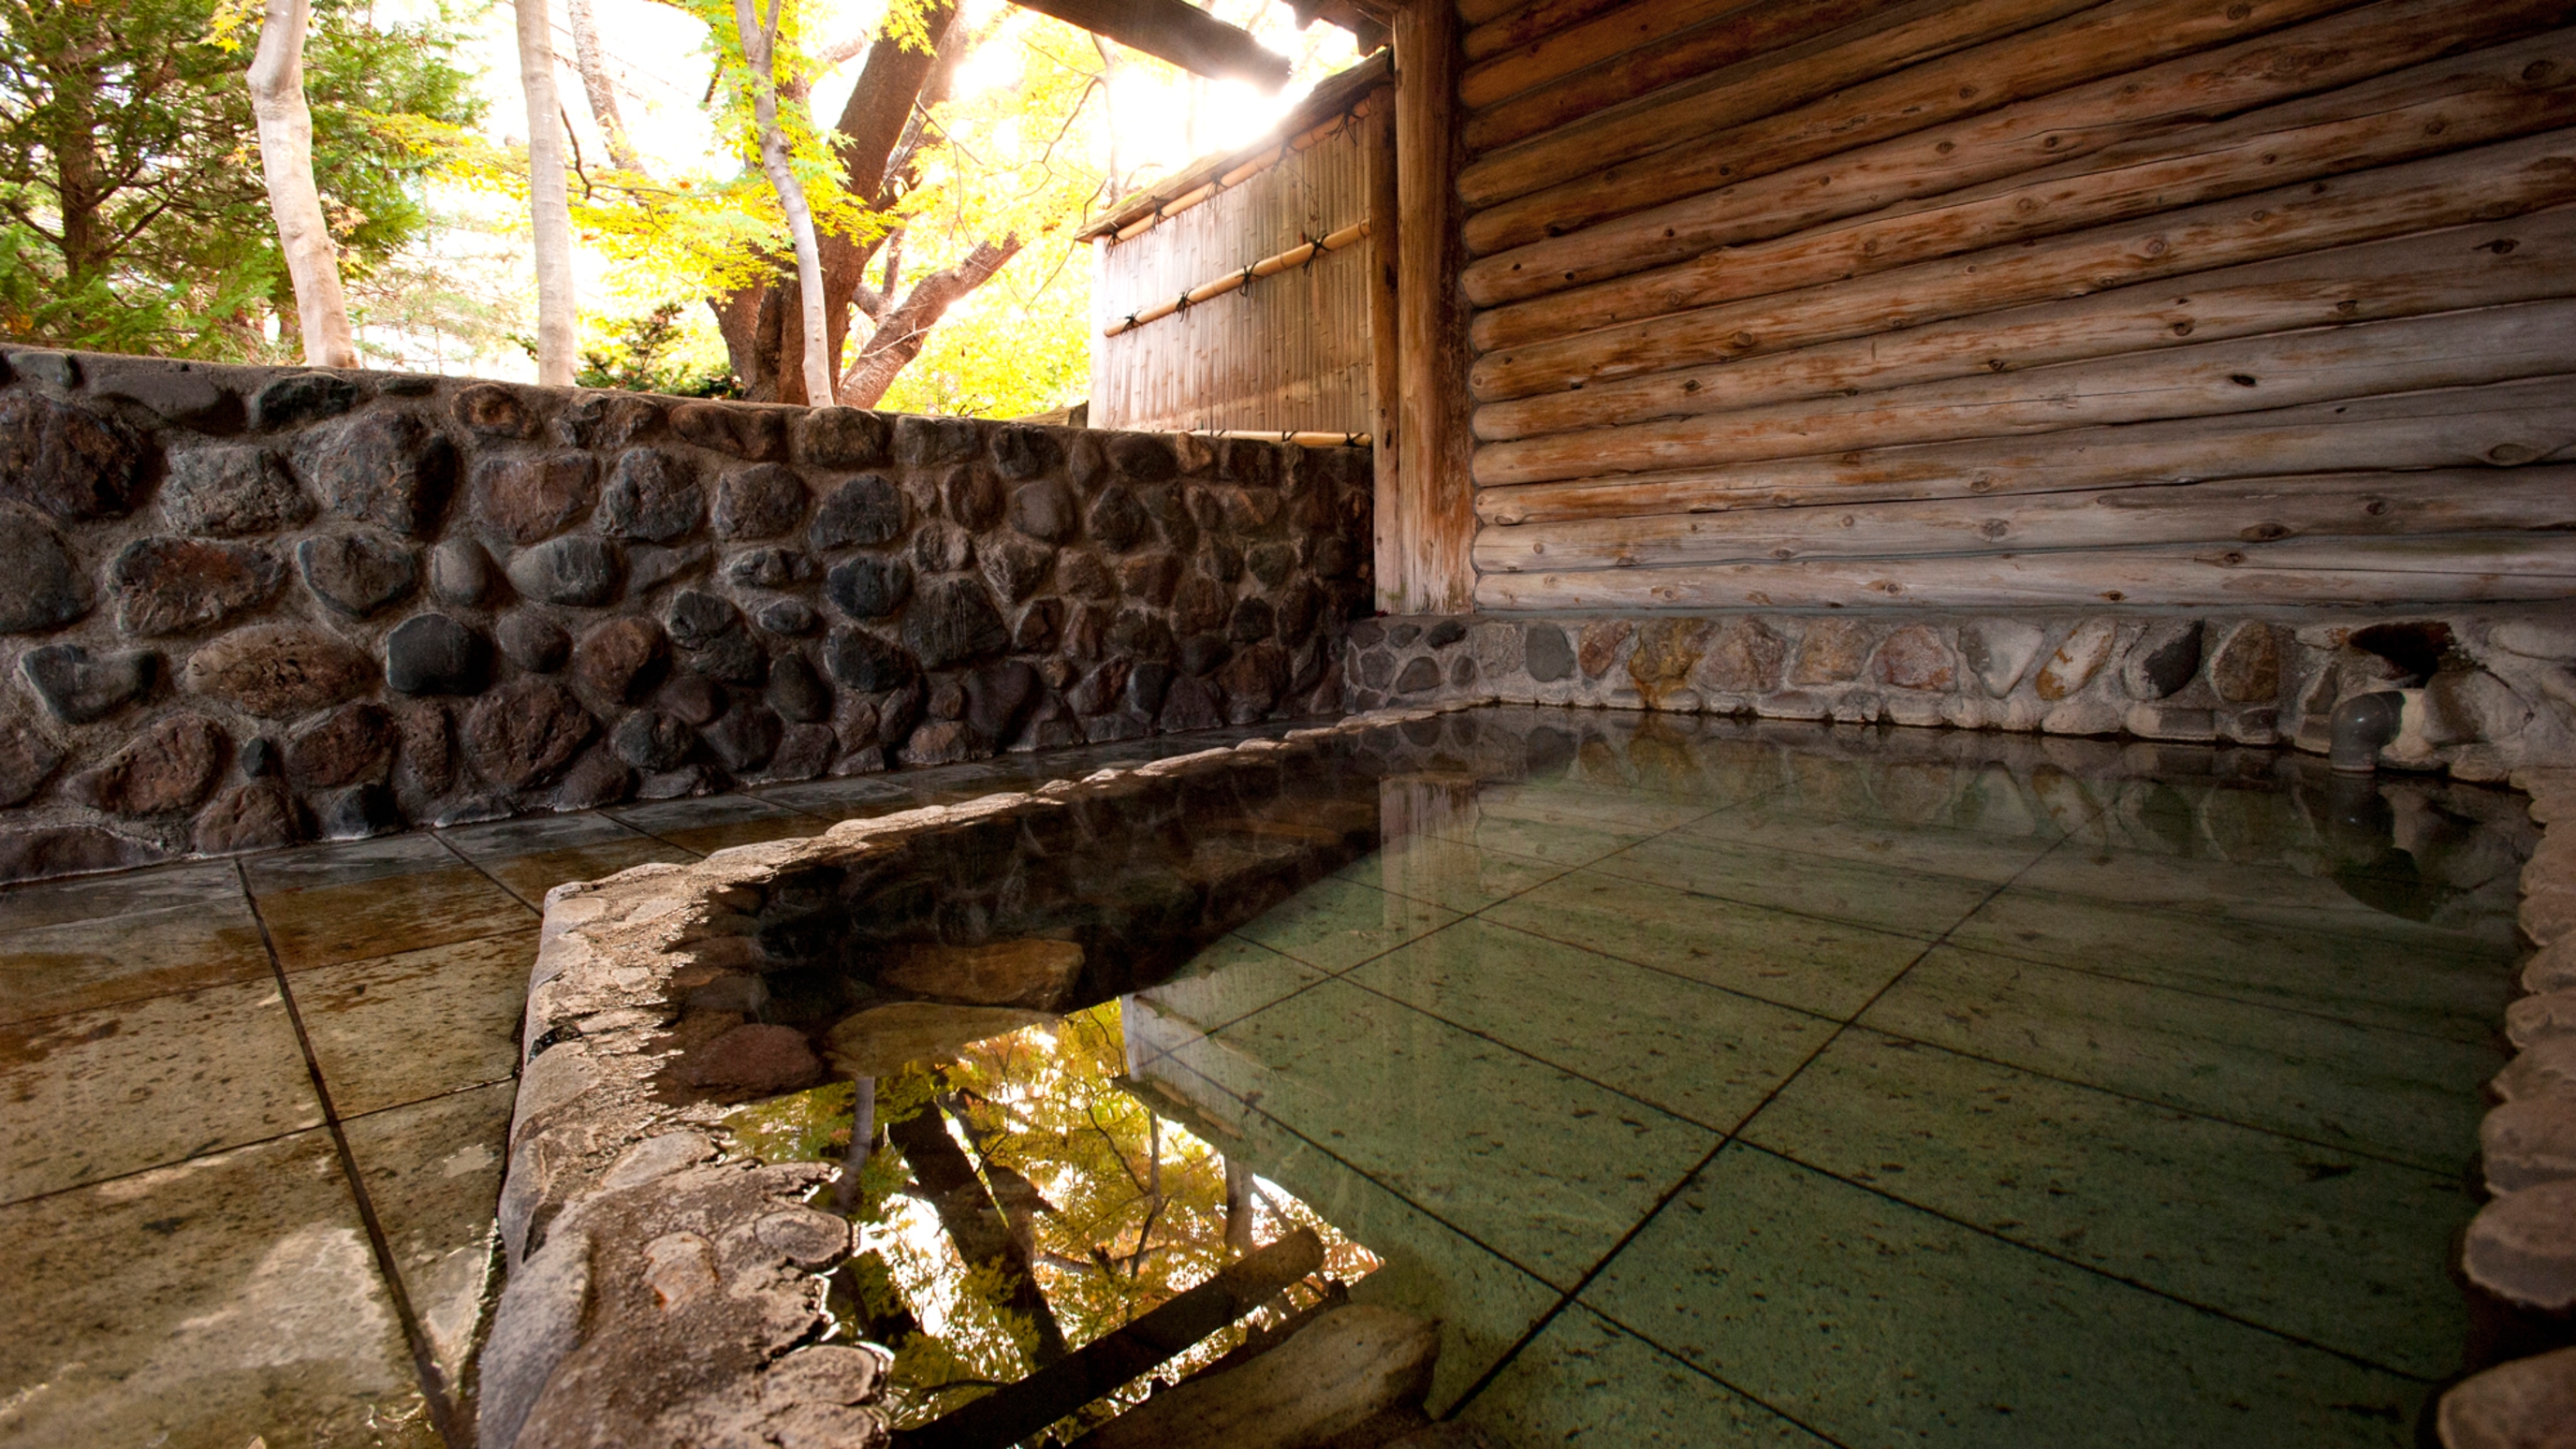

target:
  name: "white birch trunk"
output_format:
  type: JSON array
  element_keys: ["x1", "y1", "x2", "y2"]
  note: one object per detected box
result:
[
  {"x1": 246, "y1": 0, "x2": 358, "y2": 368},
  {"x1": 516, "y1": 0, "x2": 578, "y2": 386},
  {"x1": 736, "y1": 0, "x2": 833, "y2": 407},
  {"x1": 564, "y1": 0, "x2": 642, "y2": 172}
]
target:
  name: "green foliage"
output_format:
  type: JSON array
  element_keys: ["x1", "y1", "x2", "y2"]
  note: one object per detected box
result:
[
  {"x1": 0, "y1": 0, "x2": 482, "y2": 358},
  {"x1": 724, "y1": 1003, "x2": 1378, "y2": 1437},
  {"x1": 575, "y1": 300, "x2": 740, "y2": 396}
]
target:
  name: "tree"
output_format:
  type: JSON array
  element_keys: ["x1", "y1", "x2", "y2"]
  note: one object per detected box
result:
[
  {"x1": 0, "y1": 0, "x2": 478, "y2": 359},
  {"x1": 244, "y1": 0, "x2": 356, "y2": 366},
  {"x1": 514, "y1": 0, "x2": 578, "y2": 384},
  {"x1": 730, "y1": 0, "x2": 832, "y2": 405}
]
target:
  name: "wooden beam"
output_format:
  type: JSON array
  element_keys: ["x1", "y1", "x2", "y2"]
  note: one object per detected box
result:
[
  {"x1": 1472, "y1": 205, "x2": 2576, "y2": 443},
  {"x1": 1012, "y1": 0, "x2": 1292, "y2": 90},
  {"x1": 1473, "y1": 467, "x2": 2576, "y2": 573},
  {"x1": 1367, "y1": 93, "x2": 1404, "y2": 609},
  {"x1": 1471, "y1": 30, "x2": 2576, "y2": 363},
  {"x1": 1471, "y1": 298, "x2": 2576, "y2": 487},
  {"x1": 1471, "y1": 534, "x2": 2576, "y2": 610},
  {"x1": 1472, "y1": 375, "x2": 2576, "y2": 526},
  {"x1": 1462, "y1": 0, "x2": 2576, "y2": 308},
  {"x1": 1466, "y1": 126, "x2": 2576, "y2": 403},
  {"x1": 1386, "y1": 0, "x2": 1475, "y2": 613}
]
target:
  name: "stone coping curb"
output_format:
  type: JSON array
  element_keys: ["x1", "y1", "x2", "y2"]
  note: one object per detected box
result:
[
  {"x1": 2442, "y1": 765, "x2": 2576, "y2": 1447},
  {"x1": 479, "y1": 701, "x2": 1484, "y2": 1449}
]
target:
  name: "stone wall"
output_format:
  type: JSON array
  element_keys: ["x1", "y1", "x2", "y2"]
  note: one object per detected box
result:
[
  {"x1": 1347, "y1": 607, "x2": 2576, "y2": 783},
  {"x1": 0, "y1": 348, "x2": 1371, "y2": 883}
]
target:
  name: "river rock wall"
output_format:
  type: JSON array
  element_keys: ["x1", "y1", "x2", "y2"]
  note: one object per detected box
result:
[
  {"x1": 0, "y1": 349, "x2": 1370, "y2": 883},
  {"x1": 1350, "y1": 608, "x2": 2576, "y2": 783}
]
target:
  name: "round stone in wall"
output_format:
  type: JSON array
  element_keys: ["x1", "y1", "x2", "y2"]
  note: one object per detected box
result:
[
  {"x1": 109, "y1": 536, "x2": 281, "y2": 637},
  {"x1": 497, "y1": 613, "x2": 573, "y2": 673},
  {"x1": 185, "y1": 624, "x2": 374, "y2": 717},
  {"x1": 161, "y1": 446, "x2": 311, "y2": 537},
  {"x1": 0, "y1": 392, "x2": 146, "y2": 520},
  {"x1": 714, "y1": 463, "x2": 809, "y2": 540},
  {"x1": 598, "y1": 447, "x2": 703, "y2": 542},
  {"x1": 506, "y1": 535, "x2": 622, "y2": 607},
  {"x1": 0, "y1": 505, "x2": 94, "y2": 635},
  {"x1": 297, "y1": 533, "x2": 419, "y2": 620},
  {"x1": 463, "y1": 677, "x2": 595, "y2": 790},
  {"x1": 385, "y1": 613, "x2": 493, "y2": 696},
  {"x1": 809, "y1": 475, "x2": 904, "y2": 549},
  {"x1": 19, "y1": 644, "x2": 154, "y2": 724}
]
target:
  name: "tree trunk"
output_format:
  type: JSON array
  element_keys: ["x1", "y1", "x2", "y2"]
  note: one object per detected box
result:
[
  {"x1": 48, "y1": 51, "x2": 108, "y2": 286},
  {"x1": 715, "y1": 3, "x2": 962, "y2": 400},
  {"x1": 516, "y1": 0, "x2": 578, "y2": 385},
  {"x1": 735, "y1": 0, "x2": 834, "y2": 406},
  {"x1": 836, "y1": 238, "x2": 1023, "y2": 406},
  {"x1": 564, "y1": 0, "x2": 642, "y2": 171},
  {"x1": 246, "y1": 0, "x2": 358, "y2": 368},
  {"x1": 887, "y1": 1103, "x2": 1069, "y2": 1368}
]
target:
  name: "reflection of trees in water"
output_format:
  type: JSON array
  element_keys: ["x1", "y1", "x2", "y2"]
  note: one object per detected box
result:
[{"x1": 724, "y1": 1003, "x2": 1377, "y2": 1435}]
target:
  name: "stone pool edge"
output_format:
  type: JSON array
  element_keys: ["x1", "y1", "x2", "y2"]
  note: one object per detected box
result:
[
  {"x1": 476, "y1": 700, "x2": 1486, "y2": 1449},
  {"x1": 2437, "y1": 763, "x2": 2576, "y2": 1446}
]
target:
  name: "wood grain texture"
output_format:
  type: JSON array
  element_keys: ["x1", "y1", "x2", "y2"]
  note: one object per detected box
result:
[
  {"x1": 1468, "y1": 126, "x2": 2576, "y2": 402},
  {"x1": 1472, "y1": 534, "x2": 2576, "y2": 609},
  {"x1": 1389, "y1": 0, "x2": 1477, "y2": 612},
  {"x1": 1474, "y1": 467, "x2": 2576, "y2": 572},
  {"x1": 1471, "y1": 28, "x2": 2576, "y2": 363},
  {"x1": 1457, "y1": 0, "x2": 2233, "y2": 218},
  {"x1": 1473, "y1": 298, "x2": 2576, "y2": 486},
  {"x1": 1471, "y1": 206, "x2": 2576, "y2": 442},
  {"x1": 1462, "y1": 0, "x2": 2576, "y2": 307},
  {"x1": 1474, "y1": 375, "x2": 2576, "y2": 525}
]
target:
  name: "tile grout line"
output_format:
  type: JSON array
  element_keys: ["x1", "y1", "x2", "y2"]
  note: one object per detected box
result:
[
  {"x1": 1433, "y1": 794, "x2": 2116, "y2": 1428},
  {"x1": 1718, "y1": 1137, "x2": 2444, "y2": 1383},
  {"x1": 234, "y1": 857, "x2": 473, "y2": 1449},
  {"x1": 424, "y1": 827, "x2": 557, "y2": 916}
]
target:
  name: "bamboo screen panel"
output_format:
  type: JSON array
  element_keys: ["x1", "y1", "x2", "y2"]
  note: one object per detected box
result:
[{"x1": 1090, "y1": 116, "x2": 1375, "y2": 436}]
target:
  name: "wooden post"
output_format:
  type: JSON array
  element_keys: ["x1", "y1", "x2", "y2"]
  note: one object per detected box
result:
[
  {"x1": 1389, "y1": 0, "x2": 1475, "y2": 614},
  {"x1": 1366, "y1": 84, "x2": 1404, "y2": 609}
]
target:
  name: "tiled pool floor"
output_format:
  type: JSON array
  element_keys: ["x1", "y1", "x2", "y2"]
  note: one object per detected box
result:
[
  {"x1": 0, "y1": 726, "x2": 1295, "y2": 1449},
  {"x1": 1109, "y1": 716, "x2": 2527, "y2": 1446},
  {"x1": 0, "y1": 708, "x2": 2534, "y2": 1447}
]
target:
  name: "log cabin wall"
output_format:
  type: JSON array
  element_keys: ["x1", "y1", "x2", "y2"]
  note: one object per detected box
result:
[
  {"x1": 1086, "y1": 61, "x2": 1390, "y2": 438},
  {"x1": 1451, "y1": 0, "x2": 2576, "y2": 612}
]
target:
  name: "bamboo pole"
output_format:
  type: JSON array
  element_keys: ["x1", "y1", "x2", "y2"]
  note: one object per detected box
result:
[
  {"x1": 1471, "y1": 534, "x2": 2576, "y2": 610},
  {"x1": 1472, "y1": 205, "x2": 2576, "y2": 443},
  {"x1": 1467, "y1": 127, "x2": 2576, "y2": 403},
  {"x1": 1102, "y1": 220, "x2": 1370, "y2": 336},
  {"x1": 1472, "y1": 375, "x2": 2576, "y2": 525},
  {"x1": 1473, "y1": 467, "x2": 2576, "y2": 573},
  {"x1": 1472, "y1": 299, "x2": 2576, "y2": 487},
  {"x1": 1462, "y1": 0, "x2": 2576, "y2": 307},
  {"x1": 1107, "y1": 96, "x2": 1378, "y2": 243},
  {"x1": 1472, "y1": 33, "x2": 2576, "y2": 361}
]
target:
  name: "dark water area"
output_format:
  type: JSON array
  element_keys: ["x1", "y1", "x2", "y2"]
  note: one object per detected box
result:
[{"x1": 701, "y1": 706, "x2": 2532, "y2": 1447}]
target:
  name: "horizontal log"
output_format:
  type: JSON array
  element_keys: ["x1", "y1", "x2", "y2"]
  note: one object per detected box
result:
[
  {"x1": 1473, "y1": 467, "x2": 2576, "y2": 573},
  {"x1": 1462, "y1": 0, "x2": 1911, "y2": 154},
  {"x1": 1471, "y1": 30, "x2": 2576, "y2": 362},
  {"x1": 1457, "y1": 0, "x2": 1524, "y2": 26},
  {"x1": 1473, "y1": 206, "x2": 2576, "y2": 442},
  {"x1": 1459, "y1": 0, "x2": 2335, "y2": 227},
  {"x1": 1462, "y1": 0, "x2": 2576, "y2": 307},
  {"x1": 1460, "y1": 0, "x2": 1747, "y2": 112},
  {"x1": 1473, "y1": 298, "x2": 2576, "y2": 486},
  {"x1": 1471, "y1": 534, "x2": 2576, "y2": 609},
  {"x1": 1461, "y1": 0, "x2": 1635, "y2": 63},
  {"x1": 1468, "y1": 127, "x2": 2576, "y2": 403},
  {"x1": 1473, "y1": 375, "x2": 2576, "y2": 525}
]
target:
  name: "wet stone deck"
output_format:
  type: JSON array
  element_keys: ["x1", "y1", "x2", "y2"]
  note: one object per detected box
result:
[
  {"x1": 0, "y1": 727, "x2": 1299, "y2": 1449},
  {"x1": 0, "y1": 706, "x2": 2534, "y2": 1448}
]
